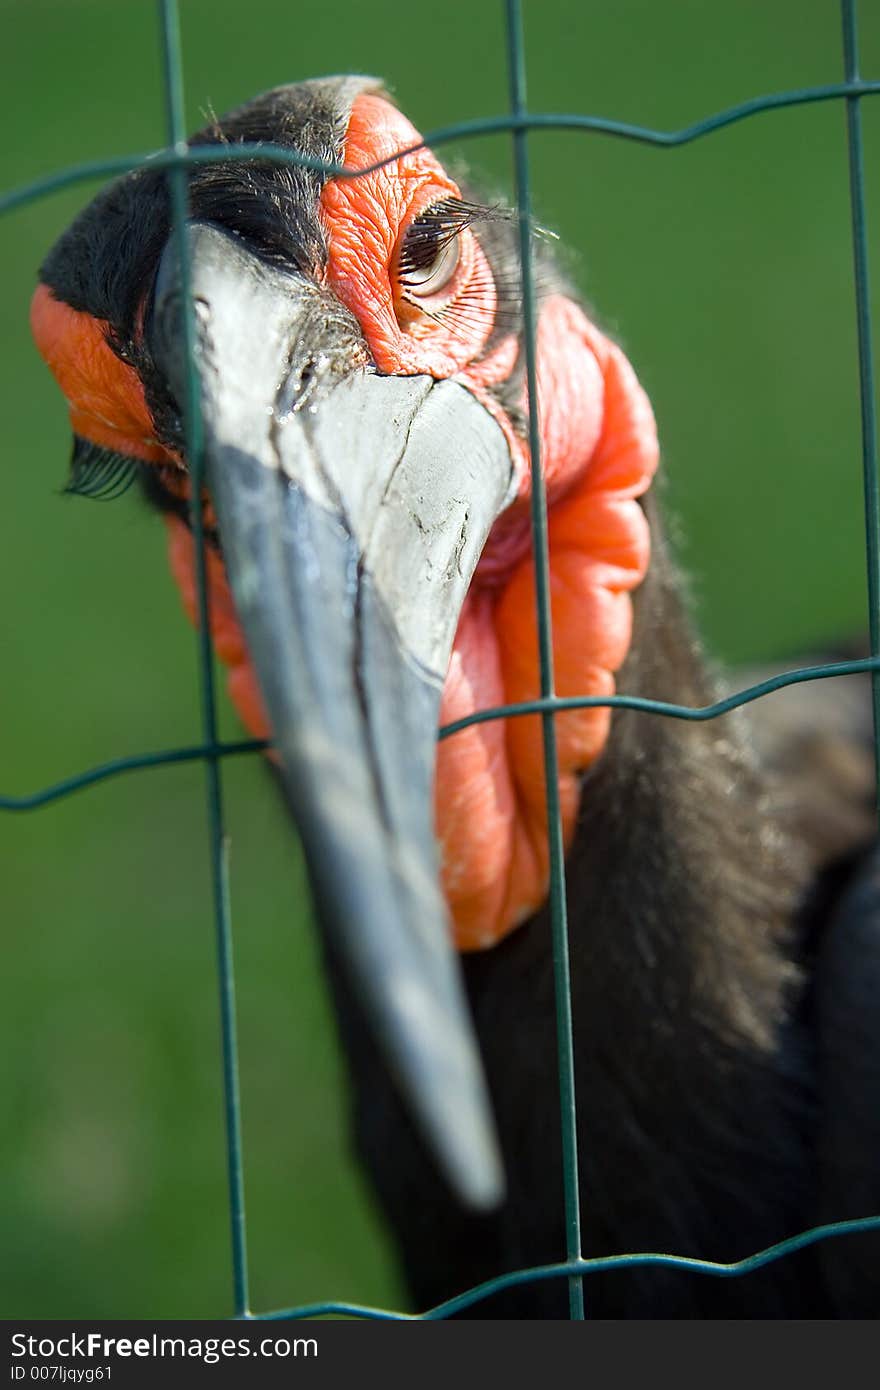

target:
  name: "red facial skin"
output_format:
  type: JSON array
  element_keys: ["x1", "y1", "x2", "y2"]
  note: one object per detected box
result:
[
  {"x1": 30, "y1": 287, "x2": 170, "y2": 464},
  {"x1": 31, "y1": 92, "x2": 658, "y2": 952}
]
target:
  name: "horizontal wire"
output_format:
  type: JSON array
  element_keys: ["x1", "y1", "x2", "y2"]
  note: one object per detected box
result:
[
  {"x1": 0, "y1": 738, "x2": 267, "y2": 811},
  {"x1": 3, "y1": 657, "x2": 876, "y2": 811},
  {"x1": 438, "y1": 655, "x2": 880, "y2": 739},
  {"x1": 246, "y1": 1211, "x2": 880, "y2": 1321},
  {"x1": 2, "y1": 80, "x2": 879, "y2": 217}
]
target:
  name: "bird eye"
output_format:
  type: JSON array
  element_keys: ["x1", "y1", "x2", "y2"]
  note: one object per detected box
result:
[{"x1": 396, "y1": 201, "x2": 464, "y2": 300}]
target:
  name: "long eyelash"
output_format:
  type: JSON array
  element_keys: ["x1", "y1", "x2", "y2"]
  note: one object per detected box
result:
[
  {"x1": 64, "y1": 436, "x2": 142, "y2": 502},
  {"x1": 398, "y1": 197, "x2": 512, "y2": 277},
  {"x1": 400, "y1": 196, "x2": 558, "y2": 352}
]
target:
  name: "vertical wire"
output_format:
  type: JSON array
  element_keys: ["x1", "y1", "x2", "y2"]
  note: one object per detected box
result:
[
  {"x1": 504, "y1": 0, "x2": 585, "y2": 1320},
  {"x1": 157, "y1": 0, "x2": 251, "y2": 1317},
  {"x1": 842, "y1": 0, "x2": 880, "y2": 811}
]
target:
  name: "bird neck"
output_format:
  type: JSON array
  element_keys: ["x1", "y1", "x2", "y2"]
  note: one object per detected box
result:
[
  {"x1": 461, "y1": 517, "x2": 818, "y2": 1287},
  {"x1": 569, "y1": 503, "x2": 807, "y2": 1061}
]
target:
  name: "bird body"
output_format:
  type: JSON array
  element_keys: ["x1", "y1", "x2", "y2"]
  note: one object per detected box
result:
[
  {"x1": 334, "y1": 532, "x2": 862, "y2": 1316},
  {"x1": 31, "y1": 78, "x2": 880, "y2": 1317}
]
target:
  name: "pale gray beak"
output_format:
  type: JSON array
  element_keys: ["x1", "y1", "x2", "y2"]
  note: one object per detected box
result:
[{"x1": 150, "y1": 222, "x2": 516, "y2": 1208}]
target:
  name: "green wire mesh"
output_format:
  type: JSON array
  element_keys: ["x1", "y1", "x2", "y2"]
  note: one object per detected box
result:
[{"x1": 2, "y1": 0, "x2": 880, "y2": 1321}]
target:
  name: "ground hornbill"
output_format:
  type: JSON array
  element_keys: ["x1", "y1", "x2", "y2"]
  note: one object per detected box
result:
[{"x1": 31, "y1": 78, "x2": 880, "y2": 1317}]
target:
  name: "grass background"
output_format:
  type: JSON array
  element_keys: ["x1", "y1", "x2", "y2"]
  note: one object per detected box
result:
[{"x1": 1, "y1": 0, "x2": 878, "y2": 1317}]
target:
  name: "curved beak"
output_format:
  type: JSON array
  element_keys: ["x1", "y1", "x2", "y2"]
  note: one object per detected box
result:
[{"x1": 150, "y1": 223, "x2": 515, "y2": 1208}]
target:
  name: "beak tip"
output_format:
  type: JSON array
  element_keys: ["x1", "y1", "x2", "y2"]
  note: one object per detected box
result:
[
  {"x1": 427, "y1": 1104, "x2": 506, "y2": 1213},
  {"x1": 456, "y1": 1145, "x2": 507, "y2": 1214},
  {"x1": 401, "y1": 1008, "x2": 506, "y2": 1212}
]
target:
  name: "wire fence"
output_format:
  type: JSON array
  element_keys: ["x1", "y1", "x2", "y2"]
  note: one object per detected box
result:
[{"x1": 2, "y1": 0, "x2": 879, "y2": 1320}]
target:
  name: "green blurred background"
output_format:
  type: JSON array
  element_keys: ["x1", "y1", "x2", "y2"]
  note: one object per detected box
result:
[{"x1": 1, "y1": 0, "x2": 878, "y2": 1317}]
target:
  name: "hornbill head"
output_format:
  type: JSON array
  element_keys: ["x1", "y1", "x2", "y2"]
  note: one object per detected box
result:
[{"x1": 31, "y1": 78, "x2": 658, "y2": 1211}]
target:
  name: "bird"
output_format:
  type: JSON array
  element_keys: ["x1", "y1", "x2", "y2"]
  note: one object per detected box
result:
[{"x1": 30, "y1": 76, "x2": 880, "y2": 1317}]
